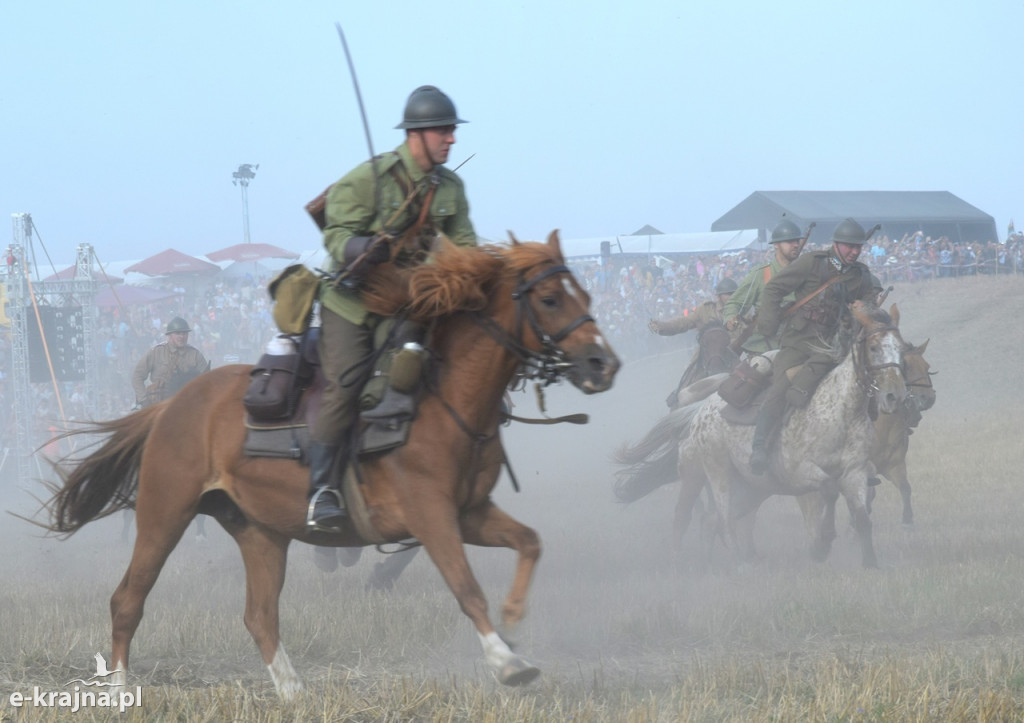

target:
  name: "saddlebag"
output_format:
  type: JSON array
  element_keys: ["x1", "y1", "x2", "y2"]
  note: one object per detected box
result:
[{"x1": 717, "y1": 356, "x2": 772, "y2": 408}]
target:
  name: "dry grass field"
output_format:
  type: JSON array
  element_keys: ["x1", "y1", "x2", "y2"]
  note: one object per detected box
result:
[{"x1": 2, "y1": 274, "x2": 1023, "y2": 721}]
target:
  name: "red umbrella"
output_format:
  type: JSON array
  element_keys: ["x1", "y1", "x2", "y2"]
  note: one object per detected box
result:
[
  {"x1": 42, "y1": 265, "x2": 123, "y2": 284},
  {"x1": 95, "y1": 285, "x2": 181, "y2": 307},
  {"x1": 206, "y1": 242, "x2": 300, "y2": 263},
  {"x1": 125, "y1": 248, "x2": 221, "y2": 276}
]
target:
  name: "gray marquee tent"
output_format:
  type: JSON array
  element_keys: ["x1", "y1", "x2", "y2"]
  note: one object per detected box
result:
[{"x1": 711, "y1": 191, "x2": 997, "y2": 246}]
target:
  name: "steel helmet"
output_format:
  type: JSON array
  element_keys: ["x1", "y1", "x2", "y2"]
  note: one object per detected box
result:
[
  {"x1": 395, "y1": 85, "x2": 467, "y2": 129},
  {"x1": 715, "y1": 278, "x2": 739, "y2": 295},
  {"x1": 770, "y1": 218, "x2": 802, "y2": 244},
  {"x1": 165, "y1": 317, "x2": 191, "y2": 334},
  {"x1": 832, "y1": 218, "x2": 869, "y2": 245}
]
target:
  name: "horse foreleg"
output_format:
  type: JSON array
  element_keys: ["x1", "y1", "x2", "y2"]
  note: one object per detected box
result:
[
  {"x1": 221, "y1": 520, "x2": 300, "y2": 700},
  {"x1": 796, "y1": 491, "x2": 837, "y2": 562},
  {"x1": 841, "y1": 483, "x2": 878, "y2": 568},
  {"x1": 411, "y1": 500, "x2": 540, "y2": 686},
  {"x1": 459, "y1": 501, "x2": 541, "y2": 637},
  {"x1": 887, "y1": 459, "x2": 914, "y2": 527}
]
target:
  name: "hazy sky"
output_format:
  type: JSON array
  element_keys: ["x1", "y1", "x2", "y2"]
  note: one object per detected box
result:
[{"x1": 2, "y1": 1, "x2": 1020, "y2": 264}]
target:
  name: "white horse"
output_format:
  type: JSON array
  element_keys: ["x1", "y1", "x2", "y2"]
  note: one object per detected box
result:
[{"x1": 618, "y1": 301, "x2": 907, "y2": 569}]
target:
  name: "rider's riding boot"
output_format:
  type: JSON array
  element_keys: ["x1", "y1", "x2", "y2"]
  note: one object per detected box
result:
[
  {"x1": 307, "y1": 441, "x2": 347, "y2": 533},
  {"x1": 749, "y1": 379, "x2": 787, "y2": 476}
]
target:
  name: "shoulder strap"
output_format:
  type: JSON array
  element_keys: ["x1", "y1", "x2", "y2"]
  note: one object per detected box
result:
[
  {"x1": 762, "y1": 265, "x2": 772, "y2": 284},
  {"x1": 783, "y1": 274, "x2": 845, "y2": 318}
]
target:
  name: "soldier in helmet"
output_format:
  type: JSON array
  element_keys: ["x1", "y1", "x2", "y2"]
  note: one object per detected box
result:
[
  {"x1": 308, "y1": 85, "x2": 477, "y2": 532},
  {"x1": 748, "y1": 218, "x2": 876, "y2": 475},
  {"x1": 723, "y1": 218, "x2": 806, "y2": 355},
  {"x1": 131, "y1": 317, "x2": 209, "y2": 408},
  {"x1": 649, "y1": 277, "x2": 739, "y2": 407}
]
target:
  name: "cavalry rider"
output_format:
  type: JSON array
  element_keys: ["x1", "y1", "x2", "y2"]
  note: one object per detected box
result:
[
  {"x1": 308, "y1": 85, "x2": 478, "y2": 533},
  {"x1": 131, "y1": 317, "x2": 209, "y2": 408},
  {"x1": 723, "y1": 218, "x2": 805, "y2": 355},
  {"x1": 748, "y1": 218, "x2": 876, "y2": 475},
  {"x1": 648, "y1": 277, "x2": 738, "y2": 407}
]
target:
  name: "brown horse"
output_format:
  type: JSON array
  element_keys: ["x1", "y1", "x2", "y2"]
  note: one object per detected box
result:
[
  {"x1": 667, "y1": 322, "x2": 739, "y2": 408},
  {"x1": 44, "y1": 232, "x2": 619, "y2": 699},
  {"x1": 864, "y1": 338, "x2": 935, "y2": 525}
]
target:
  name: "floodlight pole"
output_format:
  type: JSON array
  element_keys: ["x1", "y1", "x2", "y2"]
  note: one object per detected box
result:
[{"x1": 231, "y1": 163, "x2": 259, "y2": 244}]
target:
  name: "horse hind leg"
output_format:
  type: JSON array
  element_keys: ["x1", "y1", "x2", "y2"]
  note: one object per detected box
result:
[
  {"x1": 109, "y1": 492, "x2": 196, "y2": 696},
  {"x1": 218, "y1": 517, "x2": 300, "y2": 700}
]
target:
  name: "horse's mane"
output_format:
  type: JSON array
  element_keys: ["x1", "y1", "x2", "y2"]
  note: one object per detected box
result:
[{"x1": 362, "y1": 239, "x2": 563, "y2": 323}]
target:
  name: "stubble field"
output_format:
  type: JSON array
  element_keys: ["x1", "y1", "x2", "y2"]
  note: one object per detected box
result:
[{"x1": 2, "y1": 274, "x2": 1023, "y2": 721}]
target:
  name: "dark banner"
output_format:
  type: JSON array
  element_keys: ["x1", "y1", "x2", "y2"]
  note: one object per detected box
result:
[{"x1": 26, "y1": 306, "x2": 86, "y2": 383}]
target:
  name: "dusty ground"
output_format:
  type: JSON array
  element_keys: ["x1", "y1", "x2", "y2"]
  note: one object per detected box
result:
[{"x1": 1, "y1": 274, "x2": 1022, "y2": 720}]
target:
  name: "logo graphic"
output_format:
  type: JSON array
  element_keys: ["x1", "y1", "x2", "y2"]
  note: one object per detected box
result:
[
  {"x1": 8, "y1": 653, "x2": 141, "y2": 713},
  {"x1": 64, "y1": 653, "x2": 123, "y2": 687}
]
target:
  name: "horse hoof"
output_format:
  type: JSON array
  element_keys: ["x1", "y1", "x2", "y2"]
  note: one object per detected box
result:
[{"x1": 498, "y1": 656, "x2": 540, "y2": 686}]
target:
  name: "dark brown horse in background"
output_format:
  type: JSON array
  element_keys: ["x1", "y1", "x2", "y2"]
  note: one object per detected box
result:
[
  {"x1": 666, "y1": 321, "x2": 738, "y2": 408},
  {"x1": 44, "y1": 232, "x2": 619, "y2": 699}
]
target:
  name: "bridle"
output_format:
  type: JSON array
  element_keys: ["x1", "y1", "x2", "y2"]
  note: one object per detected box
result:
[
  {"x1": 474, "y1": 263, "x2": 595, "y2": 387},
  {"x1": 852, "y1": 324, "x2": 903, "y2": 398}
]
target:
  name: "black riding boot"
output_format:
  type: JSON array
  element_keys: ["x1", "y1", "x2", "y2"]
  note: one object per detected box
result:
[{"x1": 307, "y1": 441, "x2": 347, "y2": 533}]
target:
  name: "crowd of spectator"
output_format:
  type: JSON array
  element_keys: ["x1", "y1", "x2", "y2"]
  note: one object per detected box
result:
[{"x1": 1, "y1": 231, "x2": 1022, "y2": 469}]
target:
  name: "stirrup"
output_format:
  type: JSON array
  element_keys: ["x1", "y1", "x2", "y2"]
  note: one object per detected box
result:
[{"x1": 306, "y1": 487, "x2": 346, "y2": 533}]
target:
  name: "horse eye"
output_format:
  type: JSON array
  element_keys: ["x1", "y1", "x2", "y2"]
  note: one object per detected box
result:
[{"x1": 540, "y1": 296, "x2": 558, "y2": 308}]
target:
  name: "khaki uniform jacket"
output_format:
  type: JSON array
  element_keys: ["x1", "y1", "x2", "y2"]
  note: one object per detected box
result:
[
  {"x1": 653, "y1": 299, "x2": 724, "y2": 336},
  {"x1": 722, "y1": 255, "x2": 794, "y2": 354},
  {"x1": 319, "y1": 142, "x2": 477, "y2": 326},
  {"x1": 132, "y1": 342, "x2": 208, "y2": 406},
  {"x1": 757, "y1": 250, "x2": 873, "y2": 353}
]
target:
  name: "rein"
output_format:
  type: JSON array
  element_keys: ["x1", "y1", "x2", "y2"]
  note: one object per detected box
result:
[
  {"x1": 429, "y1": 262, "x2": 594, "y2": 482},
  {"x1": 474, "y1": 263, "x2": 595, "y2": 386},
  {"x1": 852, "y1": 324, "x2": 902, "y2": 397}
]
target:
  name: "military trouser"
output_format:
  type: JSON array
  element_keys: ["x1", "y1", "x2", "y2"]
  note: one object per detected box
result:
[
  {"x1": 751, "y1": 346, "x2": 837, "y2": 451},
  {"x1": 312, "y1": 307, "x2": 378, "y2": 445},
  {"x1": 312, "y1": 308, "x2": 424, "y2": 445}
]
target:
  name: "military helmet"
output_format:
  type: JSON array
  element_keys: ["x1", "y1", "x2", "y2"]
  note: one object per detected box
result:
[
  {"x1": 395, "y1": 85, "x2": 467, "y2": 129},
  {"x1": 165, "y1": 317, "x2": 191, "y2": 334},
  {"x1": 715, "y1": 278, "x2": 739, "y2": 295},
  {"x1": 869, "y1": 273, "x2": 884, "y2": 293},
  {"x1": 770, "y1": 218, "x2": 802, "y2": 244},
  {"x1": 832, "y1": 217, "x2": 869, "y2": 245}
]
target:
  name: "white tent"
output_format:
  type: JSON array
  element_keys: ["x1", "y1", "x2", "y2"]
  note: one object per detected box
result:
[{"x1": 560, "y1": 230, "x2": 760, "y2": 259}]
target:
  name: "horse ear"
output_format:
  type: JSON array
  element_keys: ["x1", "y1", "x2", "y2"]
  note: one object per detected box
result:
[
  {"x1": 546, "y1": 229, "x2": 563, "y2": 257},
  {"x1": 916, "y1": 338, "x2": 929, "y2": 354},
  {"x1": 507, "y1": 231, "x2": 520, "y2": 246},
  {"x1": 889, "y1": 303, "x2": 900, "y2": 326}
]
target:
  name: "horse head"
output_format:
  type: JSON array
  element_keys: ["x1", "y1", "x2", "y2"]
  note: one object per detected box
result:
[
  {"x1": 903, "y1": 338, "x2": 936, "y2": 412},
  {"x1": 850, "y1": 300, "x2": 907, "y2": 415},
  {"x1": 504, "y1": 230, "x2": 620, "y2": 393}
]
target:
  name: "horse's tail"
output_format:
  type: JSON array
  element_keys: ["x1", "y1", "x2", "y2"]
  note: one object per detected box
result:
[
  {"x1": 612, "y1": 402, "x2": 702, "y2": 503},
  {"x1": 44, "y1": 405, "x2": 163, "y2": 536}
]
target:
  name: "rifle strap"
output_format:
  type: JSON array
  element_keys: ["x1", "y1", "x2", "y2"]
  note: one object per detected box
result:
[{"x1": 783, "y1": 274, "x2": 845, "y2": 318}]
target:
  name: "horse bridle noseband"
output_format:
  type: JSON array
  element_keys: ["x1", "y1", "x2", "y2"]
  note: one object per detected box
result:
[{"x1": 476, "y1": 263, "x2": 595, "y2": 386}]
